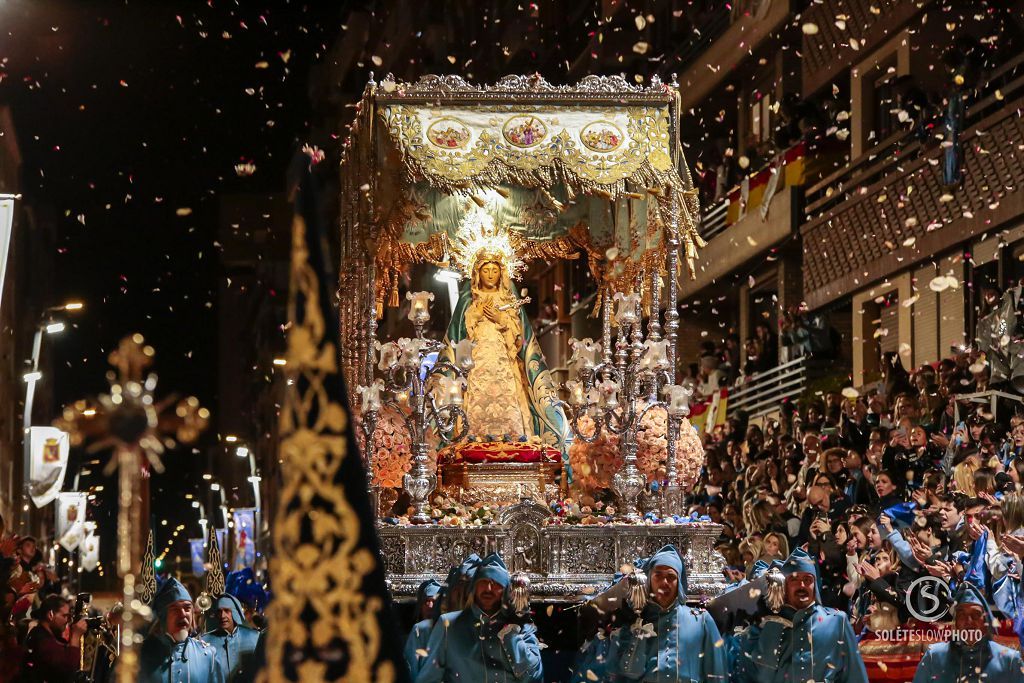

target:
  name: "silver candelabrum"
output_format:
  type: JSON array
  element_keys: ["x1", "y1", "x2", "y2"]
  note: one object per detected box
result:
[
  {"x1": 565, "y1": 292, "x2": 692, "y2": 522},
  {"x1": 359, "y1": 291, "x2": 472, "y2": 524}
]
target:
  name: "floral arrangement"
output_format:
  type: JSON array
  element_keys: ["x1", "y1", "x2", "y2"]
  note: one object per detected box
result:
[
  {"x1": 366, "y1": 406, "x2": 419, "y2": 489},
  {"x1": 636, "y1": 407, "x2": 669, "y2": 483},
  {"x1": 636, "y1": 408, "x2": 704, "y2": 490},
  {"x1": 568, "y1": 408, "x2": 704, "y2": 493},
  {"x1": 567, "y1": 414, "x2": 622, "y2": 493},
  {"x1": 673, "y1": 417, "x2": 704, "y2": 490},
  {"x1": 545, "y1": 497, "x2": 617, "y2": 525}
]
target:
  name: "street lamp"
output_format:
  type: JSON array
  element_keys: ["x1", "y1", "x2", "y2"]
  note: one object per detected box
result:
[{"x1": 22, "y1": 302, "x2": 84, "y2": 529}]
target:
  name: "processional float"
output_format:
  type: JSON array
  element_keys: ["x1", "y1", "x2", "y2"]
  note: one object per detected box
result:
[{"x1": 339, "y1": 73, "x2": 726, "y2": 600}]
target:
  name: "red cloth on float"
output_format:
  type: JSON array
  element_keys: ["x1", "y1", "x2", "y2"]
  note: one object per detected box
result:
[{"x1": 441, "y1": 441, "x2": 560, "y2": 464}]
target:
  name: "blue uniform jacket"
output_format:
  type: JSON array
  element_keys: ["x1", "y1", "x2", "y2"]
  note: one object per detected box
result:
[
  {"x1": 404, "y1": 616, "x2": 437, "y2": 680},
  {"x1": 912, "y1": 638, "x2": 1024, "y2": 683},
  {"x1": 203, "y1": 625, "x2": 261, "y2": 682},
  {"x1": 570, "y1": 632, "x2": 612, "y2": 683},
  {"x1": 415, "y1": 605, "x2": 543, "y2": 683},
  {"x1": 137, "y1": 633, "x2": 225, "y2": 683},
  {"x1": 606, "y1": 602, "x2": 728, "y2": 682},
  {"x1": 732, "y1": 604, "x2": 868, "y2": 683}
]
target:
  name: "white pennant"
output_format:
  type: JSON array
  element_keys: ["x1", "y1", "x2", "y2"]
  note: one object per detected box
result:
[
  {"x1": 28, "y1": 427, "x2": 70, "y2": 507},
  {"x1": 56, "y1": 491, "x2": 88, "y2": 551}
]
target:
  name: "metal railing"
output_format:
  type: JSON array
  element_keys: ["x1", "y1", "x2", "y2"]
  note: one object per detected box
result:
[
  {"x1": 728, "y1": 356, "x2": 809, "y2": 419},
  {"x1": 804, "y1": 52, "x2": 1024, "y2": 221},
  {"x1": 698, "y1": 198, "x2": 729, "y2": 241}
]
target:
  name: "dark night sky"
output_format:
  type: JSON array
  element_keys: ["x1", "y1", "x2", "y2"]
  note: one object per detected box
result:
[{"x1": 2, "y1": 0, "x2": 345, "y2": 571}]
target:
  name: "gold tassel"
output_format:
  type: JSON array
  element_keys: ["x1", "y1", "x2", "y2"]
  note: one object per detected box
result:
[
  {"x1": 492, "y1": 186, "x2": 510, "y2": 199},
  {"x1": 623, "y1": 191, "x2": 645, "y2": 200},
  {"x1": 471, "y1": 194, "x2": 487, "y2": 208}
]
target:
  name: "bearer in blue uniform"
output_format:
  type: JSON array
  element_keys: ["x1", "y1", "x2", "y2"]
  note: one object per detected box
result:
[
  {"x1": 138, "y1": 577, "x2": 225, "y2": 683},
  {"x1": 605, "y1": 544, "x2": 729, "y2": 682},
  {"x1": 204, "y1": 592, "x2": 261, "y2": 682},
  {"x1": 415, "y1": 552, "x2": 542, "y2": 683},
  {"x1": 913, "y1": 582, "x2": 1024, "y2": 683},
  {"x1": 404, "y1": 578, "x2": 443, "y2": 679},
  {"x1": 732, "y1": 548, "x2": 868, "y2": 683}
]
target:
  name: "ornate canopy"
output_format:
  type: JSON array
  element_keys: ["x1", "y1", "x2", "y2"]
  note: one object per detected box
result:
[{"x1": 339, "y1": 73, "x2": 703, "y2": 315}]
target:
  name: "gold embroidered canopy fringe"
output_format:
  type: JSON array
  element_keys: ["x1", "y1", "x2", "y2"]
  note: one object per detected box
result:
[{"x1": 338, "y1": 73, "x2": 704, "y2": 321}]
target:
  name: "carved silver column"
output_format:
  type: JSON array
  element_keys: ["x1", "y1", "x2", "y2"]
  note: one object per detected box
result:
[
  {"x1": 613, "y1": 431, "x2": 645, "y2": 523},
  {"x1": 665, "y1": 200, "x2": 680, "y2": 383},
  {"x1": 648, "y1": 268, "x2": 662, "y2": 342},
  {"x1": 663, "y1": 411, "x2": 684, "y2": 516},
  {"x1": 361, "y1": 407, "x2": 380, "y2": 515},
  {"x1": 601, "y1": 285, "x2": 614, "y2": 381},
  {"x1": 405, "y1": 441, "x2": 435, "y2": 524},
  {"x1": 366, "y1": 261, "x2": 377, "y2": 387},
  {"x1": 630, "y1": 275, "x2": 644, "y2": 362}
]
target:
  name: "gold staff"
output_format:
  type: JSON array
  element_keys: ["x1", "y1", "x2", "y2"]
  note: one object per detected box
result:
[{"x1": 55, "y1": 334, "x2": 209, "y2": 682}]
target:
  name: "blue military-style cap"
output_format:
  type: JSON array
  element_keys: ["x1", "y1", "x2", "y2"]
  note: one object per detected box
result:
[
  {"x1": 644, "y1": 545, "x2": 688, "y2": 599},
  {"x1": 152, "y1": 577, "x2": 193, "y2": 620},
  {"x1": 954, "y1": 581, "x2": 994, "y2": 622},
  {"x1": 473, "y1": 553, "x2": 510, "y2": 589},
  {"x1": 781, "y1": 548, "x2": 817, "y2": 580}
]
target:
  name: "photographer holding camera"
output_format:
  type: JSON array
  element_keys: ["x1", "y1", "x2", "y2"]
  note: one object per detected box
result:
[{"x1": 23, "y1": 594, "x2": 86, "y2": 683}]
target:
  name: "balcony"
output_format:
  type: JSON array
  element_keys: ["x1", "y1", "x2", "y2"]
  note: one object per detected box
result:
[
  {"x1": 675, "y1": 0, "x2": 792, "y2": 111},
  {"x1": 801, "y1": 54, "x2": 1024, "y2": 309},
  {"x1": 801, "y1": 0, "x2": 934, "y2": 96},
  {"x1": 681, "y1": 143, "x2": 805, "y2": 298}
]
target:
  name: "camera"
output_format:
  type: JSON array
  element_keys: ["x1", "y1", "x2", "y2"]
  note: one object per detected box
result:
[
  {"x1": 72, "y1": 593, "x2": 106, "y2": 630},
  {"x1": 73, "y1": 593, "x2": 92, "y2": 622}
]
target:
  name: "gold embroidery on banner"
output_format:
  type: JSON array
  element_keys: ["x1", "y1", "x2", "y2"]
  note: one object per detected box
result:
[
  {"x1": 381, "y1": 104, "x2": 672, "y2": 188},
  {"x1": 259, "y1": 214, "x2": 393, "y2": 683}
]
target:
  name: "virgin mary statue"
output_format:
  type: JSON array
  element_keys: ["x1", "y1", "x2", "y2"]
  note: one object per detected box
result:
[{"x1": 442, "y1": 251, "x2": 566, "y2": 450}]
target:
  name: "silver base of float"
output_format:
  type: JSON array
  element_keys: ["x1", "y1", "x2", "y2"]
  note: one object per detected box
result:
[{"x1": 378, "y1": 500, "x2": 727, "y2": 602}]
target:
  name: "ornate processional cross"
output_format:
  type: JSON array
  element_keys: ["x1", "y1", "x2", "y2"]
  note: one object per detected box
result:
[{"x1": 54, "y1": 333, "x2": 209, "y2": 683}]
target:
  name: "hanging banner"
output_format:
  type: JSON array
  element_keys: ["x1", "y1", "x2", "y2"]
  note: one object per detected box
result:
[
  {"x1": 189, "y1": 539, "x2": 206, "y2": 576},
  {"x1": 232, "y1": 508, "x2": 256, "y2": 570},
  {"x1": 29, "y1": 426, "x2": 70, "y2": 507},
  {"x1": 80, "y1": 524, "x2": 100, "y2": 572},
  {"x1": 56, "y1": 491, "x2": 88, "y2": 551}
]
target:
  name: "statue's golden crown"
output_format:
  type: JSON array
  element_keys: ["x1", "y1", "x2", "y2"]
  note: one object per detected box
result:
[{"x1": 452, "y1": 206, "x2": 525, "y2": 280}]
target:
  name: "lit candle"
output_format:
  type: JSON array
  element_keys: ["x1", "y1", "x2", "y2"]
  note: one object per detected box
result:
[
  {"x1": 406, "y1": 291, "x2": 434, "y2": 324},
  {"x1": 455, "y1": 338, "x2": 475, "y2": 371},
  {"x1": 377, "y1": 341, "x2": 401, "y2": 370},
  {"x1": 357, "y1": 380, "x2": 384, "y2": 412},
  {"x1": 568, "y1": 338, "x2": 599, "y2": 376},
  {"x1": 566, "y1": 380, "x2": 586, "y2": 406},
  {"x1": 643, "y1": 339, "x2": 671, "y2": 371},
  {"x1": 613, "y1": 292, "x2": 640, "y2": 327},
  {"x1": 598, "y1": 379, "x2": 620, "y2": 408},
  {"x1": 664, "y1": 384, "x2": 693, "y2": 416},
  {"x1": 434, "y1": 376, "x2": 465, "y2": 407}
]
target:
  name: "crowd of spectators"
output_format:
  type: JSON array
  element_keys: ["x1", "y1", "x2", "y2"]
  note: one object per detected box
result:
[{"x1": 686, "y1": 347, "x2": 1024, "y2": 643}]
